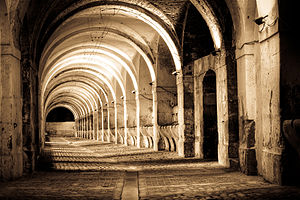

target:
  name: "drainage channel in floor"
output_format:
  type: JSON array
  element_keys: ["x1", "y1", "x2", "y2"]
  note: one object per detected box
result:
[{"x1": 121, "y1": 171, "x2": 139, "y2": 200}]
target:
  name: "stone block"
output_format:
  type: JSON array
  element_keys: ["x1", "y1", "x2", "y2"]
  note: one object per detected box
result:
[
  {"x1": 262, "y1": 150, "x2": 282, "y2": 184},
  {"x1": 239, "y1": 148, "x2": 257, "y2": 175}
]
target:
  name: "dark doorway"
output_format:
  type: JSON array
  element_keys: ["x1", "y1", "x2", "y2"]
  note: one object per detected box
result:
[
  {"x1": 203, "y1": 70, "x2": 218, "y2": 160},
  {"x1": 46, "y1": 107, "x2": 74, "y2": 122}
]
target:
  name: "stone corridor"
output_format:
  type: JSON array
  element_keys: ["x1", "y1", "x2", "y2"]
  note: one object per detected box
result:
[{"x1": 0, "y1": 136, "x2": 299, "y2": 200}]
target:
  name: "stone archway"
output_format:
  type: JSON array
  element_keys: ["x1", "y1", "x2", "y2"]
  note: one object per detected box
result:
[{"x1": 203, "y1": 70, "x2": 218, "y2": 160}]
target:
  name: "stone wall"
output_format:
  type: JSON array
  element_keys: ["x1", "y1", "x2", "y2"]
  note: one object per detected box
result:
[
  {"x1": 194, "y1": 52, "x2": 236, "y2": 166},
  {"x1": 46, "y1": 122, "x2": 75, "y2": 137}
]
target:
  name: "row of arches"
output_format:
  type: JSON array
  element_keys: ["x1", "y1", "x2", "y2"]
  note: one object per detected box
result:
[
  {"x1": 1, "y1": 0, "x2": 299, "y2": 186},
  {"x1": 0, "y1": 0, "x2": 242, "y2": 179},
  {"x1": 38, "y1": 1, "x2": 227, "y2": 160}
]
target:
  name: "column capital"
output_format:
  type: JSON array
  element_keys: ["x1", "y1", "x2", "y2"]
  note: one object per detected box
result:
[
  {"x1": 235, "y1": 41, "x2": 257, "y2": 60},
  {"x1": 1, "y1": 44, "x2": 21, "y2": 60}
]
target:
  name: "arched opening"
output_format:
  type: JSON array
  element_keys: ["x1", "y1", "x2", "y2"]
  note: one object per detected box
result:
[
  {"x1": 203, "y1": 70, "x2": 218, "y2": 160},
  {"x1": 45, "y1": 107, "x2": 75, "y2": 138},
  {"x1": 191, "y1": 0, "x2": 238, "y2": 166},
  {"x1": 46, "y1": 107, "x2": 75, "y2": 122}
]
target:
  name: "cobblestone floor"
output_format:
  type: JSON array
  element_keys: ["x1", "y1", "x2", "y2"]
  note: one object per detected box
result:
[{"x1": 0, "y1": 136, "x2": 299, "y2": 200}]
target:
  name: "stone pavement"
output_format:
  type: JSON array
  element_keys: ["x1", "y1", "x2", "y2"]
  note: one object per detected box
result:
[{"x1": 0, "y1": 136, "x2": 299, "y2": 200}]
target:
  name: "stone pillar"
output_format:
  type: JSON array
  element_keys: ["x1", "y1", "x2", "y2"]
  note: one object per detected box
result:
[
  {"x1": 21, "y1": 52, "x2": 38, "y2": 174},
  {"x1": 108, "y1": 105, "x2": 114, "y2": 143},
  {"x1": 78, "y1": 120, "x2": 80, "y2": 137},
  {"x1": 86, "y1": 116, "x2": 89, "y2": 139},
  {"x1": 116, "y1": 100, "x2": 124, "y2": 144},
  {"x1": 136, "y1": 93, "x2": 141, "y2": 148},
  {"x1": 100, "y1": 108, "x2": 104, "y2": 141},
  {"x1": 84, "y1": 116, "x2": 88, "y2": 138},
  {"x1": 97, "y1": 109, "x2": 101, "y2": 141},
  {"x1": 194, "y1": 60, "x2": 204, "y2": 158},
  {"x1": 78, "y1": 119, "x2": 80, "y2": 137},
  {"x1": 0, "y1": 44, "x2": 23, "y2": 180},
  {"x1": 89, "y1": 114, "x2": 93, "y2": 139},
  {"x1": 182, "y1": 65, "x2": 195, "y2": 157},
  {"x1": 75, "y1": 119, "x2": 78, "y2": 137},
  {"x1": 236, "y1": 42, "x2": 257, "y2": 175},
  {"x1": 79, "y1": 118, "x2": 83, "y2": 137},
  {"x1": 102, "y1": 107, "x2": 108, "y2": 142},
  {"x1": 114, "y1": 102, "x2": 118, "y2": 144},
  {"x1": 177, "y1": 71, "x2": 185, "y2": 157},
  {"x1": 254, "y1": 4, "x2": 282, "y2": 183},
  {"x1": 123, "y1": 99, "x2": 128, "y2": 146},
  {"x1": 93, "y1": 111, "x2": 98, "y2": 140},
  {"x1": 176, "y1": 71, "x2": 195, "y2": 157},
  {"x1": 152, "y1": 82, "x2": 159, "y2": 151}
]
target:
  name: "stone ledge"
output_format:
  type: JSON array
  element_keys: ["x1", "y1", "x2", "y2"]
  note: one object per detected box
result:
[{"x1": 1, "y1": 44, "x2": 21, "y2": 60}]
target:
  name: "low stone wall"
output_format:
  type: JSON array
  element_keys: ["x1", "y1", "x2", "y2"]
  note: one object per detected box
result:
[{"x1": 46, "y1": 122, "x2": 75, "y2": 137}]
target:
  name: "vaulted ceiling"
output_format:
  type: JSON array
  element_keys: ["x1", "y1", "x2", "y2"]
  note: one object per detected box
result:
[{"x1": 17, "y1": 0, "x2": 222, "y2": 121}]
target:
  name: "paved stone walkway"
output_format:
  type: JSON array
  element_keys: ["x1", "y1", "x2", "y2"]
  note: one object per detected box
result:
[{"x1": 0, "y1": 136, "x2": 299, "y2": 199}]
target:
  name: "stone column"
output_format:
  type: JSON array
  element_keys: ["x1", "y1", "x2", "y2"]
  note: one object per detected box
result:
[
  {"x1": 84, "y1": 116, "x2": 88, "y2": 138},
  {"x1": 75, "y1": 119, "x2": 78, "y2": 137},
  {"x1": 136, "y1": 93, "x2": 141, "y2": 148},
  {"x1": 123, "y1": 99, "x2": 128, "y2": 146},
  {"x1": 194, "y1": 59, "x2": 204, "y2": 158},
  {"x1": 93, "y1": 111, "x2": 98, "y2": 140},
  {"x1": 0, "y1": 44, "x2": 23, "y2": 180},
  {"x1": 97, "y1": 109, "x2": 101, "y2": 141},
  {"x1": 177, "y1": 71, "x2": 185, "y2": 157},
  {"x1": 182, "y1": 66, "x2": 195, "y2": 157},
  {"x1": 177, "y1": 69, "x2": 196, "y2": 158},
  {"x1": 89, "y1": 113, "x2": 94, "y2": 140},
  {"x1": 257, "y1": 20, "x2": 282, "y2": 184},
  {"x1": 102, "y1": 107, "x2": 108, "y2": 142},
  {"x1": 108, "y1": 105, "x2": 114, "y2": 143},
  {"x1": 114, "y1": 102, "x2": 118, "y2": 144},
  {"x1": 152, "y1": 82, "x2": 159, "y2": 151},
  {"x1": 78, "y1": 119, "x2": 81, "y2": 137},
  {"x1": 85, "y1": 116, "x2": 88, "y2": 139},
  {"x1": 236, "y1": 42, "x2": 257, "y2": 175},
  {"x1": 80, "y1": 118, "x2": 83, "y2": 137}
]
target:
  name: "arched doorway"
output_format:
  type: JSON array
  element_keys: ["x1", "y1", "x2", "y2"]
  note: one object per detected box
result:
[
  {"x1": 203, "y1": 70, "x2": 218, "y2": 160},
  {"x1": 46, "y1": 107, "x2": 75, "y2": 138}
]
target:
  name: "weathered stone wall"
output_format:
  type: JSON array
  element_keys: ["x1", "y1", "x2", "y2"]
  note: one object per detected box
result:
[
  {"x1": 2, "y1": 0, "x2": 299, "y2": 186},
  {"x1": 46, "y1": 122, "x2": 75, "y2": 137},
  {"x1": 0, "y1": 44, "x2": 23, "y2": 180},
  {"x1": 194, "y1": 52, "x2": 235, "y2": 166},
  {"x1": 138, "y1": 55, "x2": 153, "y2": 126},
  {"x1": 156, "y1": 38, "x2": 177, "y2": 126}
]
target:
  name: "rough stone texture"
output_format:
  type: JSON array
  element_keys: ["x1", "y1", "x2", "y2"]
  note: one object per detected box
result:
[
  {"x1": 239, "y1": 119, "x2": 257, "y2": 175},
  {"x1": 1, "y1": 136, "x2": 300, "y2": 200},
  {"x1": 0, "y1": 44, "x2": 23, "y2": 180},
  {"x1": 182, "y1": 64, "x2": 195, "y2": 157},
  {"x1": 194, "y1": 53, "x2": 237, "y2": 167},
  {"x1": 156, "y1": 37, "x2": 177, "y2": 126},
  {"x1": 258, "y1": 31, "x2": 282, "y2": 184},
  {"x1": 138, "y1": 54, "x2": 153, "y2": 126},
  {"x1": 45, "y1": 122, "x2": 75, "y2": 137},
  {"x1": 1, "y1": 0, "x2": 299, "y2": 187}
]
